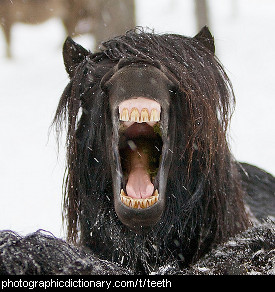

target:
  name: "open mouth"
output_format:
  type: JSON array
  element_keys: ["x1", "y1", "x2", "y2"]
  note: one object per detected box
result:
[
  {"x1": 118, "y1": 97, "x2": 162, "y2": 209},
  {"x1": 102, "y1": 62, "x2": 174, "y2": 231}
]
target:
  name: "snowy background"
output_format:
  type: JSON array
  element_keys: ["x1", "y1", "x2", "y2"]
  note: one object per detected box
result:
[{"x1": 0, "y1": 0, "x2": 274, "y2": 239}]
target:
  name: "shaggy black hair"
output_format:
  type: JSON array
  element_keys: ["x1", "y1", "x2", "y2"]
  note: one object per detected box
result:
[
  {"x1": 0, "y1": 27, "x2": 274, "y2": 276},
  {"x1": 53, "y1": 27, "x2": 252, "y2": 273},
  {"x1": 1, "y1": 221, "x2": 274, "y2": 275}
]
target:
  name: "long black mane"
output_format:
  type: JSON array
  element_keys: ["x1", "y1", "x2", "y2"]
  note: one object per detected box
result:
[{"x1": 54, "y1": 28, "x2": 250, "y2": 273}]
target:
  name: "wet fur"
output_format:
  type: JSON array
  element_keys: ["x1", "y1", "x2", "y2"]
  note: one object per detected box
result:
[
  {"x1": 53, "y1": 27, "x2": 253, "y2": 273},
  {"x1": 1, "y1": 221, "x2": 274, "y2": 275}
]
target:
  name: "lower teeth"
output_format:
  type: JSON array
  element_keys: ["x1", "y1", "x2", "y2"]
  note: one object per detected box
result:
[{"x1": 120, "y1": 189, "x2": 159, "y2": 209}]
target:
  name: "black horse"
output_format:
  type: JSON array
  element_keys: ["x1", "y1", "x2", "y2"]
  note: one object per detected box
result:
[
  {"x1": 52, "y1": 27, "x2": 274, "y2": 273},
  {"x1": 0, "y1": 27, "x2": 274, "y2": 275}
]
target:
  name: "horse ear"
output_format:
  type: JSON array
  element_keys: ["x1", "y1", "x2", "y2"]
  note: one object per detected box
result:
[
  {"x1": 63, "y1": 37, "x2": 89, "y2": 78},
  {"x1": 194, "y1": 26, "x2": 215, "y2": 54}
]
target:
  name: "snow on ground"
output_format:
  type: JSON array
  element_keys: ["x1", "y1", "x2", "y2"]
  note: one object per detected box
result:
[{"x1": 0, "y1": 0, "x2": 274, "y2": 238}]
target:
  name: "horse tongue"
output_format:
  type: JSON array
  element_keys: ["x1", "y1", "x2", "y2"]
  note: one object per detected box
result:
[{"x1": 125, "y1": 147, "x2": 154, "y2": 199}]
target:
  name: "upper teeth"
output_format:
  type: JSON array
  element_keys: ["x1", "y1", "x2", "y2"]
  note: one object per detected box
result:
[
  {"x1": 118, "y1": 97, "x2": 161, "y2": 123},
  {"x1": 119, "y1": 108, "x2": 160, "y2": 123}
]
